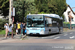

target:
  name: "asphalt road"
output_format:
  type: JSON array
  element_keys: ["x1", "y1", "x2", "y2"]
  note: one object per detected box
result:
[
  {"x1": 27, "y1": 31, "x2": 75, "y2": 39},
  {"x1": 0, "y1": 31, "x2": 75, "y2": 50},
  {"x1": 0, "y1": 43, "x2": 75, "y2": 50}
]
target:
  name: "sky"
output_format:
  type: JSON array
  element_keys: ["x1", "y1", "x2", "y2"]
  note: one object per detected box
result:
[{"x1": 66, "y1": 0, "x2": 75, "y2": 12}]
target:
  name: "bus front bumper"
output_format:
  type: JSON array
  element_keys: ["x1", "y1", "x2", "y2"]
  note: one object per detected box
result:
[{"x1": 26, "y1": 29, "x2": 44, "y2": 35}]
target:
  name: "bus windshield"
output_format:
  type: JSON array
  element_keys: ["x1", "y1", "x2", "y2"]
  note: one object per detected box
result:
[{"x1": 27, "y1": 15, "x2": 44, "y2": 27}]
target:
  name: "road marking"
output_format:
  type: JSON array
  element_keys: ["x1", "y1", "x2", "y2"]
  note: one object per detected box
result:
[
  {"x1": 49, "y1": 36, "x2": 55, "y2": 38},
  {"x1": 70, "y1": 33, "x2": 73, "y2": 34},
  {"x1": 70, "y1": 36, "x2": 74, "y2": 39},
  {"x1": 64, "y1": 34, "x2": 68, "y2": 36},
  {"x1": 54, "y1": 36, "x2": 60, "y2": 39},
  {"x1": 42, "y1": 37, "x2": 48, "y2": 39},
  {"x1": 42, "y1": 36, "x2": 55, "y2": 39}
]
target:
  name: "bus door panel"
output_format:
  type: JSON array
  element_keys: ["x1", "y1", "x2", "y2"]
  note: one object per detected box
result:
[
  {"x1": 54, "y1": 27, "x2": 59, "y2": 33},
  {"x1": 50, "y1": 27, "x2": 55, "y2": 33},
  {"x1": 51, "y1": 27, "x2": 59, "y2": 33},
  {"x1": 45, "y1": 27, "x2": 49, "y2": 34}
]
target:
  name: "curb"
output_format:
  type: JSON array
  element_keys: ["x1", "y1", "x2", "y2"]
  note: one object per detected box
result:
[{"x1": 0, "y1": 35, "x2": 5, "y2": 37}]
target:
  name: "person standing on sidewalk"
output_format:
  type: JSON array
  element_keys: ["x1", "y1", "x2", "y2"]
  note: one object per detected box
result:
[
  {"x1": 4, "y1": 23, "x2": 9, "y2": 38},
  {"x1": 23, "y1": 23, "x2": 26, "y2": 35},
  {"x1": 20, "y1": 22, "x2": 23, "y2": 38},
  {"x1": 21, "y1": 22, "x2": 23, "y2": 34},
  {"x1": 17, "y1": 22, "x2": 21, "y2": 34},
  {"x1": 16, "y1": 21, "x2": 18, "y2": 35},
  {"x1": 4, "y1": 23, "x2": 14, "y2": 38},
  {"x1": 8, "y1": 23, "x2": 14, "y2": 38}
]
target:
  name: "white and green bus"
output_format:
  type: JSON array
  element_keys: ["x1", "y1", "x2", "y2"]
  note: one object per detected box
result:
[{"x1": 26, "y1": 14, "x2": 63, "y2": 35}]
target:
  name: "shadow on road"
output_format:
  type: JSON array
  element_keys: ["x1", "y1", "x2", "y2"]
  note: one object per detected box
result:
[{"x1": 27, "y1": 33, "x2": 61, "y2": 37}]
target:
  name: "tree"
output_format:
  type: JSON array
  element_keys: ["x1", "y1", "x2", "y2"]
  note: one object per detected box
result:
[
  {"x1": 13, "y1": 0, "x2": 24, "y2": 22},
  {"x1": 35, "y1": 0, "x2": 48, "y2": 13},
  {"x1": 34, "y1": 0, "x2": 67, "y2": 17},
  {"x1": 0, "y1": 0, "x2": 9, "y2": 16},
  {"x1": 13, "y1": 0, "x2": 38, "y2": 22}
]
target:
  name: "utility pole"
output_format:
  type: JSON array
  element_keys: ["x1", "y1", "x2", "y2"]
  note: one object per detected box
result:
[{"x1": 9, "y1": 0, "x2": 13, "y2": 24}]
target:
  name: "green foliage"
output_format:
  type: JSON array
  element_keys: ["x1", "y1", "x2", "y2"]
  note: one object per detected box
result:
[
  {"x1": 25, "y1": 0, "x2": 38, "y2": 14},
  {"x1": 63, "y1": 22, "x2": 69, "y2": 28},
  {"x1": 0, "y1": 30, "x2": 5, "y2": 35},
  {"x1": 13, "y1": 0, "x2": 24, "y2": 22},
  {"x1": 34, "y1": 0, "x2": 67, "y2": 17},
  {"x1": 13, "y1": 0, "x2": 38, "y2": 22},
  {"x1": 63, "y1": 22, "x2": 69, "y2": 24},
  {"x1": 0, "y1": 0, "x2": 9, "y2": 16},
  {"x1": 38, "y1": 12, "x2": 48, "y2": 14},
  {"x1": 0, "y1": 19, "x2": 8, "y2": 30},
  {"x1": 13, "y1": 0, "x2": 67, "y2": 22}
]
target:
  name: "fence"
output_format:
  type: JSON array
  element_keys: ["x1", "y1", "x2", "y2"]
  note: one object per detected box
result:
[{"x1": 63, "y1": 24, "x2": 75, "y2": 29}]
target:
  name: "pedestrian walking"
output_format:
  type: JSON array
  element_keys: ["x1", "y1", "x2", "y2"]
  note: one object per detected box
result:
[{"x1": 20, "y1": 23, "x2": 27, "y2": 39}]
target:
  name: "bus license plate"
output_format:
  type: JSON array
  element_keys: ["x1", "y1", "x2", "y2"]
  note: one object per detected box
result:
[{"x1": 33, "y1": 33, "x2": 36, "y2": 34}]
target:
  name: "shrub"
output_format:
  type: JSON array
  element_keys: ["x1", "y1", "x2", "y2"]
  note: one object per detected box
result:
[
  {"x1": 63, "y1": 22, "x2": 69, "y2": 28},
  {"x1": 0, "y1": 19, "x2": 8, "y2": 30},
  {"x1": 63, "y1": 22, "x2": 69, "y2": 24},
  {"x1": 38, "y1": 12, "x2": 47, "y2": 14}
]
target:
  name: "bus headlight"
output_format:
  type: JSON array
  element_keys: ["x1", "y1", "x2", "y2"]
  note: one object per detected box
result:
[
  {"x1": 40, "y1": 29, "x2": 44, "y2": 34},
  {"x1": 27, "y1": 29, "x2": 29, "y2": 34}
]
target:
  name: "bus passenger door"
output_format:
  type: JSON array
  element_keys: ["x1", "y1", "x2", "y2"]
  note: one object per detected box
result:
[{"x1": 45, "y1": 17, "x2": 52, "y2": 34}]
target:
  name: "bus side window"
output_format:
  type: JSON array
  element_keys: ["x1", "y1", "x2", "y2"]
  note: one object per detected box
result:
[
  {"x1": 45, "y1": 20, "x2": 47, "y2": 27},
  {"x1": 45, "y1": 20, "x2": 52, "y2": 27}
]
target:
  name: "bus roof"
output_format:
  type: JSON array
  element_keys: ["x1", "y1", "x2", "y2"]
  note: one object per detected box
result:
[{"x1": 27, "y1": 14, "x2": 63, "y2": 20}]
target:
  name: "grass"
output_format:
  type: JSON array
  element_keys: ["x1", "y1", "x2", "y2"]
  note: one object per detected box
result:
[
  {"x1": 0, "y1": 30, "x2": 15, "y2": 35},
  {"x1": 0, "y1": 30, "x2": 5, "y2": 35}
]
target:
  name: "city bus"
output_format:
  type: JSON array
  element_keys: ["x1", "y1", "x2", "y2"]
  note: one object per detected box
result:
[{"x1": 26, "y1": 14, "x2": 63, "y2": 35}]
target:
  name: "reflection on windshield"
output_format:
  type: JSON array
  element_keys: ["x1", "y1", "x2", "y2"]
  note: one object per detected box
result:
[{"x1": 27, "y1": 18, "x2": 44, "y2": 27}]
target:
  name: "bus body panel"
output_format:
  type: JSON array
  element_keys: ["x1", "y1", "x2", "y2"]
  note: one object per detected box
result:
[{"x1": 45, "y1": 27, "x2": 59, "y2": 34}]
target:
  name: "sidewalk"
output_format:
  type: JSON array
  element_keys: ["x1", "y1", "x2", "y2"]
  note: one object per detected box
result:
[
  {"x1": 0, "y1": 34, "x2": 21, "y2": 40},
  {"x1": 0, "y1": 34, "x2": 28, "y2": 41},
  {"x1": 0, "y1": 34, "x2": 28, "y2": 43},
  {"x1": 63, "y1": 28, "x2": 75, "y2": 32}
]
